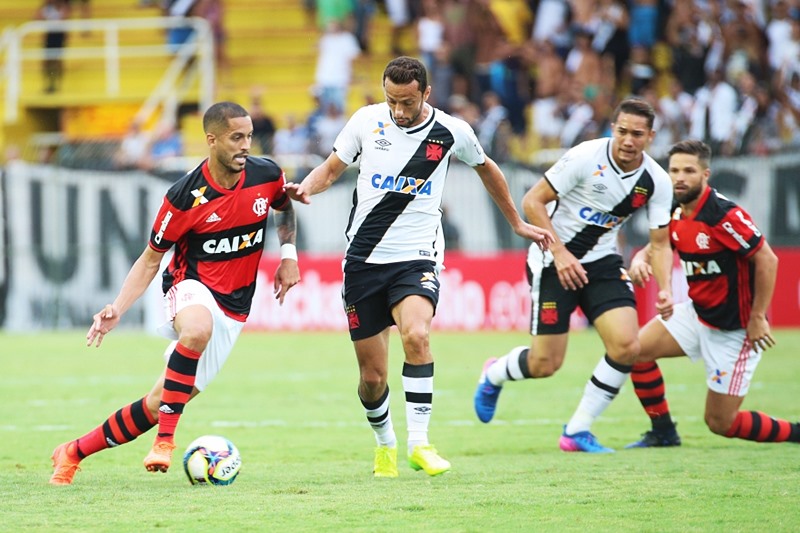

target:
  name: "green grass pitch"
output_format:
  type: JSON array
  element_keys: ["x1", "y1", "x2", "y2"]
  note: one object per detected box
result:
[{"x1": 2, "y1": 329, "x2": 799, "y2": 532}]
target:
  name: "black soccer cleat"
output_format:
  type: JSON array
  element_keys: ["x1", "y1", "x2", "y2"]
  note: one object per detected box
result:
[{"x1": 625, "y1": 427, "x2": 682, "y2": 449}]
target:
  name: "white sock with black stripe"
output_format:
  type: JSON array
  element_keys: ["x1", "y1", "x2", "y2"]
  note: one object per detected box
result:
[
  {"x1": 565, "y1": 354, "x2": 632, "y2": 435},
  {"x1": 403, "y1": 362, "x2": 434, "y2": 454},
  {"x1": 360, "y1": 386, "x2": 396, "y2": 448},
  {"x1": 487, "y1": 346, "x2": 531, "y2": 386}
]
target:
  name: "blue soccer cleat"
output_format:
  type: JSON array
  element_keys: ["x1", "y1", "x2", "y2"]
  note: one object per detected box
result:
[
  {"x1": 559, "y1": 426, "x2": 615, "y2": 453},
  {"x1": 474, "y1": 357, "x2": 502, "y2": 423}
]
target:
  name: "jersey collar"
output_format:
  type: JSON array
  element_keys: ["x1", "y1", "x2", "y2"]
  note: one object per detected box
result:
[{"x1": 393, "y1": 103, "x2": 435, "y2": 134}]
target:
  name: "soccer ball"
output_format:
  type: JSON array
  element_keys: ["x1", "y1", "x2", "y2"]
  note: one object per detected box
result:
[{"x1": 182, "y1": 435, "x2": 242, "y2": 486}]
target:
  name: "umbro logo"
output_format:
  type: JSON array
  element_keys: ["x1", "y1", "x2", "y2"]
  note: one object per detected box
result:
[
  {"x1": 593, "y1": 183, "x2": 608, "y2": 192},
  {"x1": 375, "y1": 138, "x2": 391, "y2": 148},
  {"x1": 206, "y1": 212, "x2": 222, "y2": 223},
  {"x1": 414, "y1": 406, "x2": 431, "y2": 414}
]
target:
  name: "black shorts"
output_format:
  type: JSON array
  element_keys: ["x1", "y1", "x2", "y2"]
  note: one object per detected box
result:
[
  {"x1": 342, "y1": 260, "x2": 440, "y2": 341},
  {"x1": 527, "y1": 253, "x2": 636, "y2": 335}
]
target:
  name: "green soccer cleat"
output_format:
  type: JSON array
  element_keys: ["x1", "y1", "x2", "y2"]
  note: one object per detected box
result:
[
  {"x1": 408, "y1": 444, "x2": 450, "y2": 476},
  {"x1": 373, "y1": 446, "x2": 398, "y2": 478}
]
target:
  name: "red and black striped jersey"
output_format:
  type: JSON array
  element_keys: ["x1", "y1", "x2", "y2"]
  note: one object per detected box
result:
[
  {"x1": 670, "y1": 186, "x2": 764, "y2": 330},
  {"x1": 149, "y1": 156, "x2": 289, "y2": 320}
]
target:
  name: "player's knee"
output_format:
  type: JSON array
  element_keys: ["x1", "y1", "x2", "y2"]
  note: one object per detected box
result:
[
  {"x1": 610, "y1": 337, "x2": 640, "y2": 365},
  {"x1": 359, "y1": 372, "x2": 387, "y2": 399},
  {"x1": 705, "y1": 412, "x2": 734, "y2": 436},
  {"x1": 399, "y1": 326, "x2": 429, "y2": 357},
  {"x1": 177, "y1": 325, "x2": 212, "y2": 351}
]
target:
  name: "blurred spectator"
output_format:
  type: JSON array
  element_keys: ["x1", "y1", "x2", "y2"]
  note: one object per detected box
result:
[
  {"x1": 531, "y1": 0, "x2": 570, "y2": 49},
  {"x1": 416, "y1": 0, "x2": 451, "y2": 107},
  {"x1": 565, "y1": 27, "x2": 603, "y2": 92},
  {"x1": 766, "y1": 0, "x2": 797, "y2": 72},
  {"x1": 114, "y1": 119, "x2": 150, "y2": 170},
  {"x1": 720, "y1": 0, "x2": 769, "y2": 81},
  {"x1": 442, "y1": 0, "x2": 475, "y2": 102},
  {"x1": 689, "y1": 67, "x2": 739, "y2": 155},
  {"x1": 470, "y1": 0, "x2": 528, "y2": 134},
  {"x1": 193, "y1": 0, "x2": 227, "y2": 72},
  {"x1": 161, "y1": 0, "x2": 198, "y2": 52},
  {"x1": 628, "y1": 0, "x2": 659, "y2": 49},
  {"x1": 313, "y1": 19, "x2": 361, "y2": 113},
  {"x1": 37, "y1": 0, "x2": 70, "y2": 93},
  {"x1": 310, "y1": 101, "x2": 347, "y2": 157},
  {"x1": 666, "y1": 0, "x2": 713, "y2": 94},
  {"x1": 316, "y1": 0, "x2": 355, "y2": 29},
  {"x1": 447, "y1": 93, "x2": 481, "y2": 130},
  {"x1": 628, "y1": 45, "x2": 655, "y2": 95},
  {"x1": 353, "y1": 0, "x2": 377, "y2": 52},
  {"x1": 658, "y1": 77, "x2": 694, "y2": 144},
  {"x1": 143, "y1": 121, "x2": 184, "y2": 171},
  {"x1": 273, "y1": 114, "x2": 311, "y2": 157},
  {"x1": 249, "y1": 90, "x2": 277, "y2": 155},
  {"x1": 560, "y1": 80, "x2": 596, "y2": 148},
  {"x1": 589, "y1": 0, "x2": 630, "y2": 82},
  {"x1": 477, "y1": 91, "x2": 510, "y2": 160},
  {"x1": 416, "y1": 0, "x2": 445, "y2": 75},
  {"x1": 386, "y1": 0, "x2": 412, "y2": 55}
]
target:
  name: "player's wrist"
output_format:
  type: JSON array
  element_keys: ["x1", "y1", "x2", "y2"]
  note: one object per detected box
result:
[{"x1": 280, "y1": 243, "x2": 298, "y2": 261}]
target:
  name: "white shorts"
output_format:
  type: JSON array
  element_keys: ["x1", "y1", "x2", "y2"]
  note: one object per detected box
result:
[
  {"x1": 157, "y1": 279, "x2": 245, "y2": 391},
  {"x1": 659, "y1": 301, "x2": 761, "y2": 396}
]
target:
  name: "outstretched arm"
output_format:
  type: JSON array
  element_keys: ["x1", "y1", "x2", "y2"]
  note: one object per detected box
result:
[
  {"x1": 283, "y1": 152, "x2": 349, "y2": 204},
  {"x1": 272, "y1": 200, "x2": 300, "y2": 305},
  {"x1": 87, "y1": 245, "x2": 164, "y2": 347},
  {"x1": 474, "y1": 156, "x2": 553, "y2": 250}
]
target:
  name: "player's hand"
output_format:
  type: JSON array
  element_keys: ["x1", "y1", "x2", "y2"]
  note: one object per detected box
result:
[
  {"x1": 747, "y1": 315, "x2": 775, "y2": 352},
  {"x1": 283, "y1": 182, "x2": 311, "y2": 205},
  {"x1": 628, "y1": 260, "x2": 652, "y2": 287},
  {"x1": 514, "y1": 222, "x2": 554, "y2": 251},
  {"x1": 86, "y1": 304, "x2": 121, "y2": 348},
  {"x1": 274, "y1": 259, "x2": 301, "y2": 305},
  {"x1": 655, "y1": 289, "x2": 673, "y2": 321},
  {"x1": 553, "y1": 247, "x2": 588, "y2": 290}
]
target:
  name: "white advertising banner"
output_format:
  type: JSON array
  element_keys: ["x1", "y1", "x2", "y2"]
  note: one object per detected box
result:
[{"x1": 3, "y1": 161, "x2": 168, "y2": 331}]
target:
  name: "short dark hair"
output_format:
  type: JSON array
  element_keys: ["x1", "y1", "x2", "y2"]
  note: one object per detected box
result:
[
  {"x1": 611, "y1": 97, "x2": 656, "y2": 129},
  {"x1": 203, "y1": 101, "x2": 249, "y2": 133},
  {"x1": 668, "y1": 139, "x2": 712, "y2": 168},
  {"x1": 382, "y1": 56, "x2": 428, "y2": 92}
]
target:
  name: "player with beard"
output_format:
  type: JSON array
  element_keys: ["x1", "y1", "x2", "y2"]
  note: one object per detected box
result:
[
  {"x1": 285, "y1": 56, "x2": 553, "y2": 478},
  {"x1": 50, "y1": 102, "x2": 301, "y2": 485},
  {"x1": 625, "y1": 139, "x2": 800, "y2": 447},
  {"x1": 473, "y1": 98, "x2": 675, "y2": 453}
]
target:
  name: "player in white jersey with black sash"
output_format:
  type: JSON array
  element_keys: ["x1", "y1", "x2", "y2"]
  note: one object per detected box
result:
[
  {"x1": 474, "y1": 98, "x2": 675, "y2": 452},
  {"x1": 286, "y1": 57, "x2": 553, "y2": 478}
]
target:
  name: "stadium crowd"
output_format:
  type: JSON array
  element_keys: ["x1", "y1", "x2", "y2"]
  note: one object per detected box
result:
[{"x1": 305, "y1": 0, "x2": 800, "y2": 162}]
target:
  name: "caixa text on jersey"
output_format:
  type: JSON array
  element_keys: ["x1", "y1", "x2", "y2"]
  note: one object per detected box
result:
[{"x1": 371, "y1": 174, "x2": 434, "y2": 196}]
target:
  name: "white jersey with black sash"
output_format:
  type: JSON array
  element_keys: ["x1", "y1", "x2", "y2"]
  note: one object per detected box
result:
[
  {"x1": 541, "y1": 137, "x2": 672, "y2": 265},
  {"x1": 333, "y1": 102, "x2": 485, "y2": 265}
]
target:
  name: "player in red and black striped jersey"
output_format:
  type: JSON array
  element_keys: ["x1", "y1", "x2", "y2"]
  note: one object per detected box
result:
[
  {"x1": 627, "y1": 139, "x2": 800, "y2": 448},
  {"x1": 49, "y1": 102, "x2": 301, "y2": 485}
]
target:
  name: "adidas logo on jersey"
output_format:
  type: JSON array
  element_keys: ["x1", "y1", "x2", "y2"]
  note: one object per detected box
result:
[
  {"x1": 159, "y1": 405, "x2": 175, "y2": 414},
  {"x1": 206, "y1": 212, "x2": 222, "y2": 223}
]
